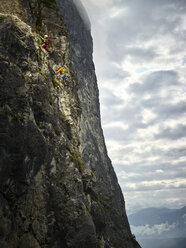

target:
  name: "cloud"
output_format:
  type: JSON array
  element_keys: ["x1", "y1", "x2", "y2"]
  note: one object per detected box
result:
[
  {"x1": 100, "y1": 88, "x2": 124, "y2": 106},
  {"x1": 73, "y1": 0, "x2": 91, "y2": 30},
  {"x1": 125, "y1": 188, "x2": 186, "y2": 214},
  {"x1": 121, "y1": 178, "x2": 186, "y2": 192},
  {"x1": 129, "y1": 70, "x2": 179, "y2": 95},
  {"x1": 165, "y1": 147, "x2": 186, "y2": 159},
  {"x1": 155, "y1": 124, "x2": 186, "y2": 140},
  {"x1": 155, "y1": 102, "x2": 186, "y2": 120},
  {"x1": 102, "y1": 0, "x2": 186, "y2": 65},
  {"x1": 130, "y1": 222, "x2": 177, "y2": 237},
  {"x1": 100, "y1": 64, "x2": 130, "y2": 82}
]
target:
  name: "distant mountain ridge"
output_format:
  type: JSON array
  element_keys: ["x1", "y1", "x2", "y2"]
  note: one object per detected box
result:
[
  {"x1": 129, "y1": 206, "x2": 186, "y2": 226},
  {"x1": 138, "y1": 237, "x2": 186, "y2": 248},
  {"x1": 128, "y1": 206, "x2": 186, "y2": 239}
]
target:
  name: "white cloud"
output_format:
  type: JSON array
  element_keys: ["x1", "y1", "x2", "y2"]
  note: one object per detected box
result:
[
  {"x1": 73, "y1": 0, "x2": 91, "y2": 29},
  {"x1": 122, "y1": 178, "x2": 186, "y2": 192},
  {"x1": 131, "y1": 222, "x2": 177, "y2": 236},
  {"x1": 84, "y1": 0, "x2": 110, "y2": 8},
  {"x1": 156, "y1": 169, "x2": 163, "y2": 173}
]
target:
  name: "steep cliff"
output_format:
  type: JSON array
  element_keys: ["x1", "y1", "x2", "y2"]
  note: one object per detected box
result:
[{"x1": 0, "y1": 0, "x2": 141, "y2": 247}]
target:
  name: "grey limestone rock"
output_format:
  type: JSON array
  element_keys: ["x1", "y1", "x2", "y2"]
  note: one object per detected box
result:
[{"x1": 0, "y1": 1, "x2": 141, "y2": 247}]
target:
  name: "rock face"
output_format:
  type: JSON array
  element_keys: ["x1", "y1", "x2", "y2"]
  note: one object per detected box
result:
[{"x1": 0, "y1": 1, "x2": 141, "y2": 247}]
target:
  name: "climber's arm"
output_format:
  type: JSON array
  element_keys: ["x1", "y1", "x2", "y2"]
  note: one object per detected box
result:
[{"x1": 40, "y1": 36, "x2": 45, "y2": 41}]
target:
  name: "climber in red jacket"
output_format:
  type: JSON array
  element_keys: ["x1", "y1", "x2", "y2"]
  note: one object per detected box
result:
[{"x1": 40, "y1": 35, "x2": 50, "y2": 53}]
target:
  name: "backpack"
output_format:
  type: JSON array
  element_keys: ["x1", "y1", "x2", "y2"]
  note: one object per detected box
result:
[{"x1": 62, "y1": 67, "x2": 66, "y2": 73}]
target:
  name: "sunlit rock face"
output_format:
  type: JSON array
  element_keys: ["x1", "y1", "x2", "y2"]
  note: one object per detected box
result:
[{"x1": 0, "y1": 1, "x2": 141, "y2": 247}]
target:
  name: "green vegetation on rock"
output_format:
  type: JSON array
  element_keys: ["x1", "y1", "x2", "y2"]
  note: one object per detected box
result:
[
  {"x1": 66, "y1": 145, "x2": 83, "y2": 173},
  {"x1": 52, "y1": 77, "x2": 61, "y2": 87}
]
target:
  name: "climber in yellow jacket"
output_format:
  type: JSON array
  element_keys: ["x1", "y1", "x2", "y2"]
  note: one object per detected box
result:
[{"x1": 56, "y1": 65, "x2": 66, "y2": 85}]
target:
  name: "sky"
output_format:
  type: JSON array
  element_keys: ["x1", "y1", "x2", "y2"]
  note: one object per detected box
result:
[{"x1": 79, "y1": 0, "x2": 186, "y2": 215}]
